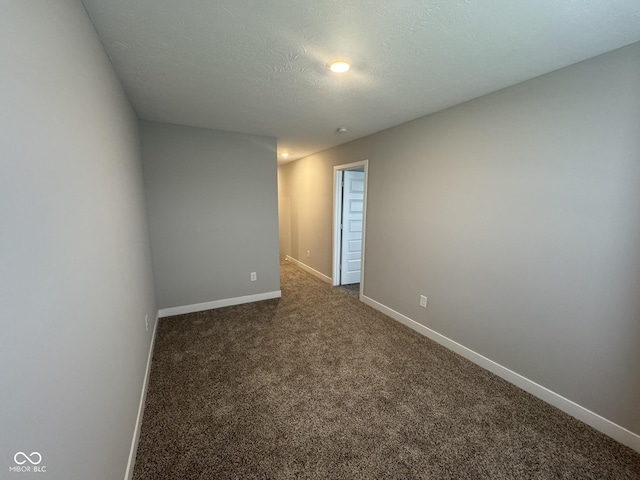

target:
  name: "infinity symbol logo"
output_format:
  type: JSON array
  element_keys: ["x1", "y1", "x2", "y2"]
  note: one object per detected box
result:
[{"x1": 14, "y1": 451, "x2": 42, "y2": 465}]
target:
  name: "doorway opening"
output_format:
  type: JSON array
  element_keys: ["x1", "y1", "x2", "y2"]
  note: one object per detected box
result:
[{"x1": 332, "y1": 160, "x2": 369, "y2": 299}]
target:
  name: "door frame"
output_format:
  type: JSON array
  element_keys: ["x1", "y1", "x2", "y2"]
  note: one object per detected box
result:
[{"x1": 332, "y1": 160, "x2": 369, "y2": 298}]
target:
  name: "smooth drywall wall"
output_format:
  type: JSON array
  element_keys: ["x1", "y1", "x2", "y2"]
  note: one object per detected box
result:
[
  {"x1": 141, "y1": 121, "x2": 280, "y2": 310},
  {"x1": 278, "y1": 159, "x2": 335, "y2": 266},
  {"x1": 0, "y1": 1, "x2": 157, "y2": 479},
  {"x1": 278, "y1": 43, "x2": 640, "y2": 435}
]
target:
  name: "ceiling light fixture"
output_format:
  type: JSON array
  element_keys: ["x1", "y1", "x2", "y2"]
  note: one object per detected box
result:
[
  {"x1": 327, "y1": 59, "x2": 351, "y2": 73},
  {"x1": 280, "y1": 152, "x2": 289, "y2": 158},
  {"x1": 336, "y1": 127, "x2": 349, "y2": 134}
]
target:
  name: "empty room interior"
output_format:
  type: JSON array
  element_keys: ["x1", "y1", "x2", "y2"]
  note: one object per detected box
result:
[{"x1": 1, "y1": 1, "x2": 640, "y2": 479}]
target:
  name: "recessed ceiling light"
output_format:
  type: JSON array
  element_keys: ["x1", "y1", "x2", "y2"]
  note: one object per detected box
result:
[
  {"x1": 327, "y1": 59, "x2": 351, "y2": 73},
  {"x1": 336, "y1": 127, "x2": 349, "y2": 134},
  {"x1": 280, "y1": 152, "x2": 289, "y2": 158}
]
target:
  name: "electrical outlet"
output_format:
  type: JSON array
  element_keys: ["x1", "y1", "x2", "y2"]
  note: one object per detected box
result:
[
  {"x1": 250, "y1": 272, "x2": 257, "y2": 281},
  {"x1": 419, "y1": 295, "x2": 427, "y2": 308},
  {"x1": 145, "y1": 314, "x2": 149, "y2": 331},
  {"x1": 307, "y1": 250, "x2": 310, "y2": 258}
]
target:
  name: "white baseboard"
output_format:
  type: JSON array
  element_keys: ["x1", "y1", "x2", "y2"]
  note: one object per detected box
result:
[
  {"x1": 285, "y1": 255, "x2": 332, "y2": 284},
  {"x1": 361, "y1": 295, "x2": 640, "y2": 453},
  {"x1": 125, "y1": 312, "x2": 159, "y2": 480},
  {"x1": 158, "y1": 291, "x2": 282, "y2": 318}
]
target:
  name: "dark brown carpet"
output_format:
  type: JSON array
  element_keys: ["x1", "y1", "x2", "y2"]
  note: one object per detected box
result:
[{"x1": 133, "y1": 261, "x2": 640, "y2": 479}]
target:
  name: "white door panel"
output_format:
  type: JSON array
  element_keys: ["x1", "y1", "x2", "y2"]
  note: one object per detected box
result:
[
  {"x1": 350, "y1": 199, "x2": 363, "y2": 212},
  {"x1": 347, "y1": 240, "x2": 361, "y2": 252},
  {"x1": 348, "y1": 220, "x2": 362, "y2": 232},
  {"x1": 341, "y1": 170, "x2": 364, "y2": 285}
]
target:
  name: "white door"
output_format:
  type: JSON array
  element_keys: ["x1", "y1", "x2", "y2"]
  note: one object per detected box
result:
[{"x1": 340, "y1": 170, "x2": 365, "y2": 285}]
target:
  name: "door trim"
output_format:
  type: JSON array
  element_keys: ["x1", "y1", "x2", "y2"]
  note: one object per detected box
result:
[{"x1": 332, "y1": 160, "x2": 369, "y2": 298}]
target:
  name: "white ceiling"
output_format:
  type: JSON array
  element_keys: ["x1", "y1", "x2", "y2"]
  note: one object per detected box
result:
[{"x1": 81, "y1": 0, "x2": 640, "y2": 163}]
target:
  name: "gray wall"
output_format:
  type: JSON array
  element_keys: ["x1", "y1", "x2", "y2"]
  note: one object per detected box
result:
[
  {"x1": 0, "y1": 1, "x2": 157, "y2": 479},
  {"x1": 278, "y1": 43, "x2": 640, "y2": 435},
  {"x1": 141, "y1": 121, "x2": 280, "y2": 310},
  {"x1": 278, "y1": 160, "x2": 335, "y2": 265}
]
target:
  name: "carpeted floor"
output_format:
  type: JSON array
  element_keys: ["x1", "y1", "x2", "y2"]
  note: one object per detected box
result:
[
  {"x1": 133, "y1": 261, "x2": 640, "y2": 479},
  {"x1": 338, "y1": 282, "x2": 360, "y2": 299}
]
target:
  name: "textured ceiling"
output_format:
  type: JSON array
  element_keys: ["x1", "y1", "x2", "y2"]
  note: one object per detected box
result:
[{"x1": 81, "y1": 0, "x2": 640, "y2": 163}]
